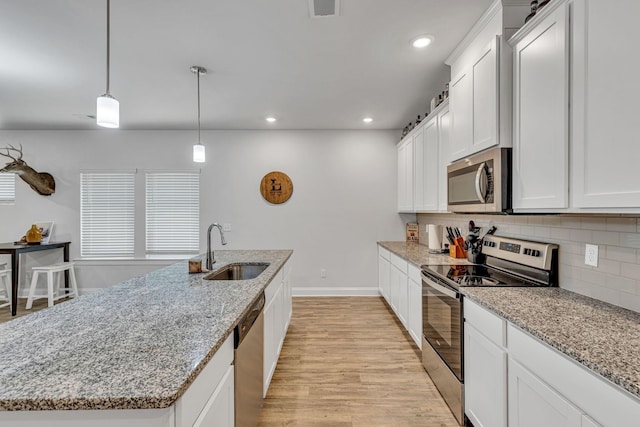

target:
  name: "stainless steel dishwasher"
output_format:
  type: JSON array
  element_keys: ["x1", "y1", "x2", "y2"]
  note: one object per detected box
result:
[{"x1": 234, "y1": 292, "x2": 265, "y2": 427}]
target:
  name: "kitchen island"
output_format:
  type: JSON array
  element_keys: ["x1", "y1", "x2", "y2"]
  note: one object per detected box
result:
[{"x1": 0, "y1": 249, "x2": 292, "y2": 426}]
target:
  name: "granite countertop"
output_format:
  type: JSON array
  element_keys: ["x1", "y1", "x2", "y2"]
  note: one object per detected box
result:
[
  {"x1": 462, "y1": 287, "x2": 640, "y2": 399},
  {"x1": 377, "y1": 241, "x2": 472, "y2": 267},
  {"x1": 0, "y1": 249, "x2": 292, "y2": 411}
]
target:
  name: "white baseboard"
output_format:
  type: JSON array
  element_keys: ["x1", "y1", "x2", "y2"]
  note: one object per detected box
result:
[{"x1": 292, "y1": 287, "x2": 380, "y2": 297}]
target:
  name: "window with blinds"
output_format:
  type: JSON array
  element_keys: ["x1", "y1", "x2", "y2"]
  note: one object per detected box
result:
[
  {"x1": 80, "y1": 171, "x2": 135, "y2": 258},
  {"x1": 0, "y1": 173, "x2": 15, "y2": 204},
  {"x1": 145, "y1": 171, "x2": 200, "y2": 254}
]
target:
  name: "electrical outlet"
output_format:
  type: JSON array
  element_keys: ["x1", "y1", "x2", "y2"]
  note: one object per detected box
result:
[
  {"x1": 320, "y1": 269, "x2": 327, "y2": 279},
  {"x1": 585, "y1": 244, "x2": 599, "y2": 267},
  {"x1": 223, "y1": 223, "x2": 232, "y2": 232}
]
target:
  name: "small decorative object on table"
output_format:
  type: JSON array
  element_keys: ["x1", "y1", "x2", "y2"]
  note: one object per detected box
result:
[
  {"x1": 25, "y1": 224, "x2": 42, "y2": 244},
  {"x1": 34, "y1": 221, "x2": 54, "y2": 244}
]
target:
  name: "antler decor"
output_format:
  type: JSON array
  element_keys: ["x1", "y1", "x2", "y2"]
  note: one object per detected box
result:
[{"x1": 0, "y1": 145, "x2": 56, "y2": 196}]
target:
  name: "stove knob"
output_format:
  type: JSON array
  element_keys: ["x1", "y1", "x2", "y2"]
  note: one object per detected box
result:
[
  {"x1": 533, "y1": 250, "x2": 541, "y2": 257},
  {"x1": 524, "y1": 248, "x2": 531, "y2": 255}
]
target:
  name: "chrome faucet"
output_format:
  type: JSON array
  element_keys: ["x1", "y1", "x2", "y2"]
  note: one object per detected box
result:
[{"x1": 206, "y1": 223, "x2": 227, "y2": 270}]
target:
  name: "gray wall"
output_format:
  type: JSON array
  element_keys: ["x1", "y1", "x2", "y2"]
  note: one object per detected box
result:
[{"x1": 0, "y1": 130, "x2": 406, "y2": 295}]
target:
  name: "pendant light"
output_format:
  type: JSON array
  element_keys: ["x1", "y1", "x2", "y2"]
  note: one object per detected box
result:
[
  {"x1": 97, "y1": 0, "x2": 119, "y2": 128},
  {"x1": 191, "y1": 65, "x2": 207, "y2": 163}
]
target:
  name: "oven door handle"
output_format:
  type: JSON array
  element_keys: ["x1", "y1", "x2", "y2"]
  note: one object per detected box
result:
[
  {"x1": 475, "y1": 162, "x2": 488, "y2": 203},
  {"x1": 422, "y1": 275, "x2": 459, "y2": 299}
]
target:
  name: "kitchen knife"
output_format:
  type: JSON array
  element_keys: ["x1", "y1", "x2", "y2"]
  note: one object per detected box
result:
[{"x1": 445, "y1": 227, "x2": 455, "y2": 244}]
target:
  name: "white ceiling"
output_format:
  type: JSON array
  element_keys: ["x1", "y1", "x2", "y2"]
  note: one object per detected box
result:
[{"x1": 0, "y1": 0, "x2": 494, "y2": 131}]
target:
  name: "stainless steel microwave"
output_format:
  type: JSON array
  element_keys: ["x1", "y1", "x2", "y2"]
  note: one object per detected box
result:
[{"x1": 446, "y1": 147, "x2": 512, "y2": 213}]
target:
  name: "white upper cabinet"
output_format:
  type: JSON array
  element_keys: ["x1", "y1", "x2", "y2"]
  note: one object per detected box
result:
[
  {"x1": 449, "y1": 69, "x2": 473, "y2": 162},
  {"x1": 414, "y1": 118, "x2": 439, "y2": 212},
  {"x1": 397, "y1": 100, "x2": 450, "y2": 213},
  {"x1": 509, "y1": 0, "x2": 640, "y2": 212},
  {"x1": 471, "y1": 36, "x2": 499, "y2": 152},
  {"x1": 450, "y1": 37, "x2": 499, "y2": 163},
  {"x1": 438, "y1": 105, "x2": 451, "y2": 212},
  {"x1": 571, "y1": 0, "x2": 640, "y2": 209},
  {"x1": 412, "y1": 127, "x2": 426, "y2": 211},
  {"x1": 511, "y1": 1, "x2": 569, "y2": 210},
  {"x1": 446, "y1": 0, "x2": 526, "y2": 163},
  {"x1": 397, "y1": 137, "x2": 414, "y2": 212}
]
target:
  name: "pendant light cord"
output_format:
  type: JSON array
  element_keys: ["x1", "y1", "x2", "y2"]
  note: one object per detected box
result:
[
  {"x1": 197, "y1": 70, "x2": 201, "y2": 143},
  {"x1": 106, "y1": 0, "x2": 111, "y2": 95}
]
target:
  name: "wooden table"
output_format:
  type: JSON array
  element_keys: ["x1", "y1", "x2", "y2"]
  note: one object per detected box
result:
[{"x1": 0, "y1": 241, "x2": 70, "y2": 316}]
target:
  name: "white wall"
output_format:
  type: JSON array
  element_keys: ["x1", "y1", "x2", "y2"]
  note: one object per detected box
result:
[{"x1": 0, "y1": 130, "x2": 405, "y2": 295}]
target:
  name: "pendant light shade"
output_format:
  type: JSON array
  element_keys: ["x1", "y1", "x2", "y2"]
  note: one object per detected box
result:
[
  {"x1": 191, "y1": 65, "x2": 207, "y2": 163},
  {"x1": 97, "y1": 0, "x2": 119, "y2": 128},
  {"x1": 97, "y1": 94, "x2": 119, "y2": 128},
  {"x1": 193, "y1": 143, "x2": 205, "y2": 163}
]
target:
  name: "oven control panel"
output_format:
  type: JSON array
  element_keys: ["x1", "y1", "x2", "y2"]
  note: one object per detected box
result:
[
  {"x1": 483, "y1": 236, "x2": 557, "y2": 270},
  {"x1": 499, "y1": 241, "x2": 521, "y2": 254}
]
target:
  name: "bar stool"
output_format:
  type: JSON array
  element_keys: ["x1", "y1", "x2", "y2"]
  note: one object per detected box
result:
[
  {"x1": 0, "y1": 269, "x2": 11, "y2": 311},
  {"x1": 26, "y1": 262, "x2": 79, "y2": 309}
]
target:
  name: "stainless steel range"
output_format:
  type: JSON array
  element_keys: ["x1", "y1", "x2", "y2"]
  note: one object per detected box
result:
[{"x1": 420, "y1": 235, "x2": 558, "y2": 425}]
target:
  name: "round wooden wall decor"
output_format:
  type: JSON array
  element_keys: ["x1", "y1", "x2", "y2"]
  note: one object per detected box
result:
[{"x1": 260, "y1": 171, "x2": 293, "y2": 204}]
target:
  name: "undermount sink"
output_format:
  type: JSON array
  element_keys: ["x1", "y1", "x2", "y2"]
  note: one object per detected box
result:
[{"x1": 204, "y1": 262, "x2": 270, "y2": 281}]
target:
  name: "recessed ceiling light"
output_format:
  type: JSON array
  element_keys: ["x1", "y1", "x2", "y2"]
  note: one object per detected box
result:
[
  {"x1": 266, "y1": 117, "x2": 277, "y2": 123},
  {"x1": 412, "y1": 35, "x2": 434, "y2": 49},
  {"x1": 363, "y1": 117, "x2": 373, "y2": 123}
]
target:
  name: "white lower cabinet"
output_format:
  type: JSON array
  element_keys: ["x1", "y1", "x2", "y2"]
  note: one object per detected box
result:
[
  {"x1": 378, "y1": 248, "x2": 390, "y2": 303},
  {"x1": 389, "y1": 262, "x2": 400, "y2": 313},
  {"x1": 263, "y1": 259, "x2": 293, "y2": 398},
  {"x1": 175, "y1": 333, "x2": 235, "y2": 427},
  {"x1": 389, "y1": 254, "x2": 408, "y2": 328},
  {"x1": 407, "y1": 272, "x2": 422, "y2": 349},
  {"x1": 464, "y1": 299, "x2": 640, "y2": 427},
  {"x1": 378, "y1": 246, "x2": 422, "y2": 349},
  {"x1": 508, "y1": 358, "x2": 582, "y2": 427},
  {"x1": 397, "y1": 267, "x2": 409, "y2": 328},
  {"x1": 464, "y1": 299, "x2": 507, "y2": 427},
  {"x1": 192, "y1": 365, "x2": 234, "y2": 427}
]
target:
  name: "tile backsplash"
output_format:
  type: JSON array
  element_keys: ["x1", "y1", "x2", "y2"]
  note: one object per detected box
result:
[{"x1": 417, "y1": 213, "x2": 640, "y2": 313}]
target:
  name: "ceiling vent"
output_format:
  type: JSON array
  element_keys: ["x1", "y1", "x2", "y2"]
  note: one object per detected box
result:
[{"x1": 309, "y1": 0, "x2": 340, "y2": 18}]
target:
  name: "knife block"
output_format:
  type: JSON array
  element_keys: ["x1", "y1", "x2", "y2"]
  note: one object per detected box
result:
[{"x1": 449, "y1": 238, "x2": 467, "y2": 258}]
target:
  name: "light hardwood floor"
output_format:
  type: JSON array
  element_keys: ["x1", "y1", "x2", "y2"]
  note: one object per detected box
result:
[{"x1": 259, "y1": 297, "x2": 459, "y2": 427}]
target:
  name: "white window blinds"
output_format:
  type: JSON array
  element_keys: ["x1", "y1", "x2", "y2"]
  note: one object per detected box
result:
[
  {"x1": 145, "y1": 171, "x2": 200, "y2": 254},
  {"x1": 80, "y1": 171, "x2": 135, "y2": 258},
  {"x1": 0, "y1": 173, "x2": 15, "y2": 203}
]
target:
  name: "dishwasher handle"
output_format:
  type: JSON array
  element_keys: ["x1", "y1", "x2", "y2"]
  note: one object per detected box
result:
[{"x1": 235, "y1": 292, "x2": 265, "y2": 348}]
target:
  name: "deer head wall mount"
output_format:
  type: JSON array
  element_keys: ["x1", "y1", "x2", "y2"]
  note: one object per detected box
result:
[{"x1": 0, "y1": 145, "x2": 56, "y2": 196}]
